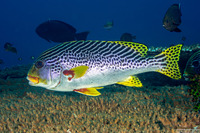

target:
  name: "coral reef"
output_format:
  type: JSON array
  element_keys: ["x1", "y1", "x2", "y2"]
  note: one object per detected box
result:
[
  {"x1": 0, "y1": 47, "x2": 200, "y2": 132},
  {"x1": 0, "y1": 65, "x2": 30, "y2": 80},
  {"x1": 187, "y1": 74, "x2": 200, "y2": 112},
  {"x1": 182, "y1": 43, "x2": 200, "y2": 52},
  {"x1": 0, "y1": 77, "x2": 199, "y2": 132},
  {"x1": 148, "y1": 43, "x2": 200, "y2": 52}
]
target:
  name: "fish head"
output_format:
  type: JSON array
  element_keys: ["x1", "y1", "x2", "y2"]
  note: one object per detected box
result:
[
  {"x1": 27, "y1": 60, "x2": 61, "y2": 89},
  {"x1": 183, "y1": 51, "x2": 200, "y2": 81},
  {"x1": 163, "y1": 19, "x2": 175, "y2": 31},
  {"x1": 4, "y1": 42, "x2": 12, "y2": 49},
  {"x1": 184, "y1": 60, "x2": 200, "y2": 81}
]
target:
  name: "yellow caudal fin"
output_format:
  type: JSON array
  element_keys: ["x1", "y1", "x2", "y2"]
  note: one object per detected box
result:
[
  {"x1": 155, "y1": 44, "x2": 182, "y2": 79},
  {"x1": 73, "y1": 87, "x2": 103, "y2": 96},
  {"x1": 117, "y1": 76, "x2": 143, "y2": 87}
]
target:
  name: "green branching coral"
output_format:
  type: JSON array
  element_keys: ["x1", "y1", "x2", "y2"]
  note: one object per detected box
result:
[{"x1": 187, "y1": 74, "x2": 200, "y2": 112}]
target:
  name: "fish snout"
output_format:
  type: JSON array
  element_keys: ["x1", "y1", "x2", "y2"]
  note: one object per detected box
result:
[{"x1": 27, "y1": 75, "x2": 39, "y2": 84}]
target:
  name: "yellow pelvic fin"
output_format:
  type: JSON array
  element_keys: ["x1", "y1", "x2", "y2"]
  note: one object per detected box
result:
[
  {"x1": 107, "y1": 41, "x2": 148, "y2": 57},
  {"x1": 71, "y1": 65, "x2": 89, "y2": 79},
  {"x1": 156, "y1": 44, "x2": 182, "y2": 80},
  {"x1": 117, "y1": 76, "x2": 143, "y2": 87},
  {"x1": 73, "y1": 87, "x2": 103, "y2": 96}
]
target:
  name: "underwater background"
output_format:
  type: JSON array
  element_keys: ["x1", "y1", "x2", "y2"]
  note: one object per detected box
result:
[
  {"x1": 0, "y1": 0, "x2": 200, "y2": 68},
  {"x1": 0, "y1": 0, "x2": 200, "y2": 132}
]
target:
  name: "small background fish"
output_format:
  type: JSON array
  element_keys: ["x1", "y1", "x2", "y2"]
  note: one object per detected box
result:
[
  {"x1": 18, "y1": 57, "x2": 22, "y2": 61},
  {"x1": 120, "y1": 33, "x2": 136, "y2": 42},
  {"x1": 30, "y1": 56, "x2": 35, "y2": 60},
  {"x1": 104, "y1": 20, "x2": 113, "y2": 30},
  {"x1": 4, "y1": 42, "x2": 17, "y2": 54},
  {"x1": 0, "y1": 59, "x2": 4, "y2": 64}
]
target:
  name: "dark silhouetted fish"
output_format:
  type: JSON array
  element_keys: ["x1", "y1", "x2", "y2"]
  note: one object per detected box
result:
[
  {"x1": 4, "y1": 42, "x2": 12, "y2": 49},
  {"x1": 0, "y1": 59, "x2": 4, "y2": 64},
  {"x1": 184, "y1": 50, "x2": 200, "y2": 81},
  {"x1": 18, "y1": 57, "x2": 22, "y2": 61},
  {"x1": 120, "y1": 33, "x2": 136, "y2": 42},
  {"x1": 36, "y1": 20, "x2": 89, "y2": 43},
  {"x1": 30, "y1": 56, "x2": 35, "y2": 60},
  {"x1": 163, "y1": 4, "x2": 182, "y2": 32},
  {"x1": 104, "y1": 20, "x2": 113, "y2": 30},
  {"x1": 4, "y1": 42, "x2": 17, "y2": 54}
]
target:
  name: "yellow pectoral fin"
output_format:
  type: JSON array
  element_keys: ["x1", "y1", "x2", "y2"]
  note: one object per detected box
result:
[
  {"x1": 73, "y1": 87, "x2": 103, "y2": 96},
  {"x1": 117, "y1": 76, "x2": 143, "y2": 87},
  {"x1": 63, "y1": 65, "x2": 89, "y2": 81},
  {"x1": 71, "y1": 65, "x2": 89, "y2": 79}
]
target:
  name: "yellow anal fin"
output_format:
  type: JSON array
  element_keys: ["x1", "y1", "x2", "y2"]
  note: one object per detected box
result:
[
  {"x1": 156, "y1": 44, "x2": 182, "y2": 80},
  {"x1": 73, "y1": 87, "x2": 103, "y2": 96},
  {"x1": 117, "y1": 76, "x2": 143, "y2": 87}
]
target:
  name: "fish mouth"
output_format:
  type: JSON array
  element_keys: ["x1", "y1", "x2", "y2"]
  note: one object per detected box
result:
[{"x1": 27, "y1": 75, "x2": 39, "y2": 84}]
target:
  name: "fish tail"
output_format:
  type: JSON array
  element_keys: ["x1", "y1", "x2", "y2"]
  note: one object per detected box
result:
[{"x1": 155, "y1": 44, "x2": 182, "y2": 79}]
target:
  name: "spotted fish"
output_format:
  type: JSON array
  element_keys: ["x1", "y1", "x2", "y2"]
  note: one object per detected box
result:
[
  {"x1": 27, "y1": 40, "x2": 182, "y2": 96},
  {"x1": 184, "y1": 50, "x2": 200, "y2": 81}
]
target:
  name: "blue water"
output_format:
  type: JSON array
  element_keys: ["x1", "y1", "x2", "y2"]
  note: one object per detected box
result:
[{"x1": 0, "y1": 0, "x2": 199, "y2": 68}]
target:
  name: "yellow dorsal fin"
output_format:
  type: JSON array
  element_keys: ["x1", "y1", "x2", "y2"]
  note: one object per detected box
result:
[
  {"x1": 73, "y1": 87, "x2": 103, "y2": 96},
  {"x1": 107, "y1": 41, "x2": 148, "y2": 57},
  {"x1": 117, "y1": 76, "x2": 143, "y2": 87},
  {"x1": 156, "y1": 44, "x2": 182, "y2": 79}
]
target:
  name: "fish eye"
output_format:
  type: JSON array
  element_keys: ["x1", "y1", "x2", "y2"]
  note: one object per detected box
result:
[
  {"x1": 35, "y1": 61, "x2": 44, "y2": 69},
  {"x1": 192, "y1": 60, "x2": 199, "y2": 68}
]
